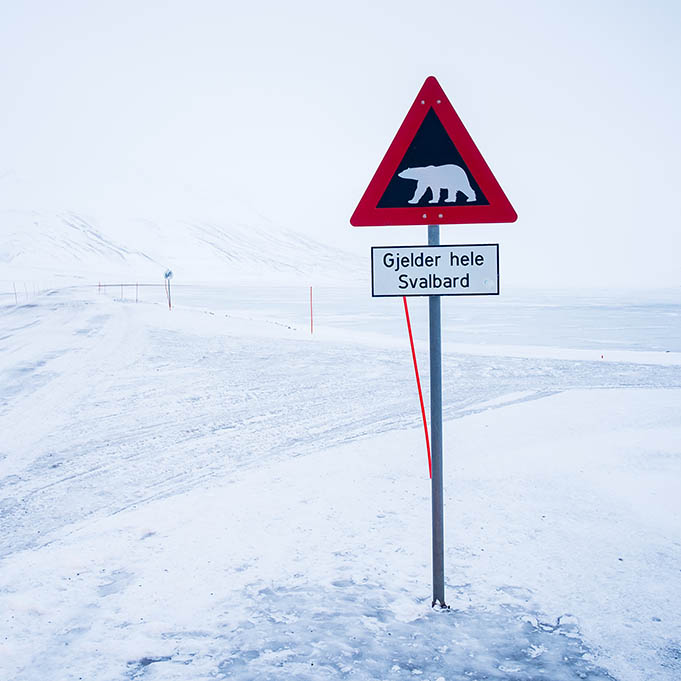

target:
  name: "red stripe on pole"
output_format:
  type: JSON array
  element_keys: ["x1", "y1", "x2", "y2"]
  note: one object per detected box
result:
[{"x1": 403, "y1": 296, "x2": 432, "y2": 478}]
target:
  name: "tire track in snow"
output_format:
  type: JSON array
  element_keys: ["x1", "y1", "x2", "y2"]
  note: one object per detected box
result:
[{"x1": 2, "y1": 292, "x2": 681, "y2": 558}]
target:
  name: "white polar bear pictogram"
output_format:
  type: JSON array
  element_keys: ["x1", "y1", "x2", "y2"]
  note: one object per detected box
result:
[{"x1": 398, "y1": 164, "x2": 477, "y2": 204}]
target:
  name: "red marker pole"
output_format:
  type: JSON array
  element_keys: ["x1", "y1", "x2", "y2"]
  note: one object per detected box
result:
[
  {"x1": 403, "y1": 296, "x2": 432, "y2": 478},
  {"x1": 310, "y1": 286, "x2": 313, "y2": 335}
]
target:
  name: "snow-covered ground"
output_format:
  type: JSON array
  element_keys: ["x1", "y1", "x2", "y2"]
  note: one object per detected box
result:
[{"x1": 1, "y1": 283, "x2": 680, "y2": 681}]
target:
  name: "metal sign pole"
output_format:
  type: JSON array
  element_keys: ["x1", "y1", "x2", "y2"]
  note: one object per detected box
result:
[
  {"x1": 428, "y1": 224, "x2": 446, "y2": 608},
  {"x1": 164, "y1": 270, "x2": 173, "y2": 311}
]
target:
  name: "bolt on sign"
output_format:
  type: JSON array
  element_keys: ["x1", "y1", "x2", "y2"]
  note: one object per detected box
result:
[{"x1": 350, "y1": 76, "x2": 516, "y2": 227}]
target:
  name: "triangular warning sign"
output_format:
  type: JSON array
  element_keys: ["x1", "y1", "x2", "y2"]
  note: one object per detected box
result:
[{"x1": 350, "y1": 77, "x2": 517, "y2": 226}]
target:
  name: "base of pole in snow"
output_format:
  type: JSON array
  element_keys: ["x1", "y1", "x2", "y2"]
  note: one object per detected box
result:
[{"x1": 428, "y1": 224, "x2": 446, "y2": 609}]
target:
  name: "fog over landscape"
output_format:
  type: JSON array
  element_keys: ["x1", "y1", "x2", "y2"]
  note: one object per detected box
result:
[
  {"x1": 2, "y1": 0, "x2": 680, "y2": 288},
  {"x1": 1, "y1": 3, "x2": 680, "y2": 681}
]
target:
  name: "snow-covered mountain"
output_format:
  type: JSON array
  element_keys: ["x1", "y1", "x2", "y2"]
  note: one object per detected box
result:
[{"x1": 0, "y1": 208, "x2": 363, "y2": 287}]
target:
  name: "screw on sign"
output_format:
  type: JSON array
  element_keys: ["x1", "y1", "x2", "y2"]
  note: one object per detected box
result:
[{"x1": 350, "y1": 76, "x2": 516, "y2": 609}]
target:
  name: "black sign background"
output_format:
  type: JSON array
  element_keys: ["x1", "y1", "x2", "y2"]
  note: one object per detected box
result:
[{"x1": 377, "y1": 108, "x2": 489, "y2": 208}]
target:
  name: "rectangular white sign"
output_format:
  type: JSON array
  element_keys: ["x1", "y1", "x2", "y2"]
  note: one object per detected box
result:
[{"x1": 371, "y1": 244, "x2": 499, "y2": 297}]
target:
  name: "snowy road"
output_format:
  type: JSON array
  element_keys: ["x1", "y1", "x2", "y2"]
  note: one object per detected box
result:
[
  {"x1": 2, "y1": 288, "x2": 680, "y2": 559},
  {"x1": 1, "y1": 286, "x2": 681, "y2": 680}
]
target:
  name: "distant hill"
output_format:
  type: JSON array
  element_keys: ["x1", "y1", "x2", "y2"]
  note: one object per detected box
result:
[{"x1": 0, "y1": 209, "x2": 363, "y2": 287}]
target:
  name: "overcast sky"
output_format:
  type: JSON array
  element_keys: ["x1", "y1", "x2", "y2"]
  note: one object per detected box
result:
[{"x1": 1, "y1": 0, "x2": 680, "y2": 288}]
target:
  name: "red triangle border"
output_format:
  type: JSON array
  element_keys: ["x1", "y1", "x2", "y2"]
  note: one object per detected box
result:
[{"x1": 350, "y1": 76, "x2": 517, "y2": 227}]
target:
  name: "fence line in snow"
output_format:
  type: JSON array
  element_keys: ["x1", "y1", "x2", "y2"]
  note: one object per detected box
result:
[{"x1": 2, "y1": 282, "x2": 318, "y2": 335}]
